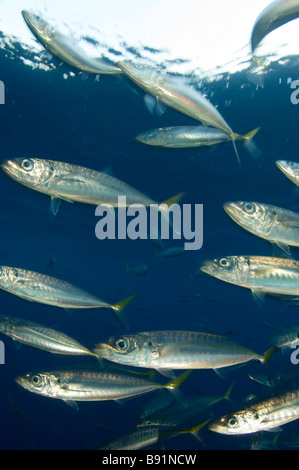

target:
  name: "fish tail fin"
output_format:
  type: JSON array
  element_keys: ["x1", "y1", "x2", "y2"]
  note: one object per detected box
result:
[
  {"x1": 154, "y1": 192, "x2": 185, "y2": 239},
  {"x1": 111, "y1": 295, "x2": 137, "y2": 329},
  {"x1": 259, "y1": 345, "x2": 278, "y2": 385},
  {"x1": 239, "y1": 127, "x2": 261, "y2": 142},
  {"x1": 184, "y1": 418, "x2": 211, "y2": 445},
  {"x1": 223, "y1": 381, "x2": 235, "y2": 404},
  {"x1": 125, "y1": 264, "x2": 131, "y2": 272},
  {"x1": 162, "y1": 418, "x2": 211, "y2": 446},
  {"x1": 240, "y1": 127, "x2": 262, "y2": 159},
  {"x1": 161, "y1": 192, "x2": 185, "y2": 208},
  {"x1": 263, "y1": 345, "x2": 277, "y2": 365},
  {"x1": 252, "y1": 55, "x2": 266, "y2": 67},
  {"x1": 165, "y1": 370, "x2": 193, "y2": 391},
  {"x1": 232, "y1": 138, "x2": 241, "y2": 164}
]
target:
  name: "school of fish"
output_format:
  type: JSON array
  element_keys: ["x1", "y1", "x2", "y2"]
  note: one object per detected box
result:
[{"x1": 1, "y1": 0, "x2": 299, "y2": 450}]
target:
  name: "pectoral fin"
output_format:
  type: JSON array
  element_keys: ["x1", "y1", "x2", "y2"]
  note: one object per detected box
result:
[
  {"x1": 275, "y1": 241, "x2": 292, "y2": 257},
  {"x1": 50, "y1": 197, "x2": 61, "y2": 216},
  {"x1": 251, "y1": 289, "x2": 265, "y2": 306},
  {"x1": 63, "y1": 400, "x2": 79, "y2": 411}
]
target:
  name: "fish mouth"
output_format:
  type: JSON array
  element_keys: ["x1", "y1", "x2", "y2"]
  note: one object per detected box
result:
[
  {"x1": 223, "y1": 202, "x2": 242, "y2": 221},
  {"x1": 276, "y1": 160, "x2": 294, "y2": 178},
  {"x1": 208, "y1": 421, "x2": 229, "y2": 435},
  {"x1": 199, "y1": 261, "x2": 213, "y2": 275},
  {"x1": 21, "y1": 10, "x2": 47, "y2": 36},
  {"x1": 1, "y1": 160, "x2": 19, "y2": 178},
  {"x1": 15, "y1": 375, "x2": 28, "y2": 390},
  {"x1": 21, "y1": 10, "x2": 32, "y2": 25}
]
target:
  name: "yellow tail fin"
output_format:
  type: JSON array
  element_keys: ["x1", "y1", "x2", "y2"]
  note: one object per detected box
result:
[
  {"x1": 112, "y1": 295, "x2": 137, "y2": 312},
  {"x1": 165, "y1": 370, "x2": 193, "y2": 390},
  {"x1": 239, "y1": 127, "x2": 261, "y2": 142},
  {"x1": 161, "y1": 192, "x2": 185, "y2": 208},
  {"x1": 161, "y1": 417, "x2": 211, "y2": 445},
  {"x1": 111, "y1": 294, "x2": 137, "y2": 329}
]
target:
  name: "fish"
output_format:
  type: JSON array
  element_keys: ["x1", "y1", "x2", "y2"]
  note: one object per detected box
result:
[
  {"x1": 135, "y1": 126, "x2": 260, "y2": 149},
  {"x1": 200, "y1": 255, "x2": 299, "y2": 303},
  {"x1": 250, "y1": 0, "x2": 299, "y2": 54},
  {"x1": 269, "y1": 325, "x2": 299, "y2": 350},
  {"x1": 93, "y1": 330, "x2": 264, "y2": 371},
  {"x1": 0, "y1": 266, "x2": 135, "y2": 328},
  {"x1": 21, "y1": 10, "x2": 121, "y2": 74},
  {"x1": 137, "y1": 383, "x2": 234, "y2": 428},
  {"x1": 158, "y1": 247, "x2": 185, "y2": 257},
  {"x1": 223, "y1": 201, "x2": 299, "y2": 254},
  {"x1": 0, "y1": 314, "x2": 96, "y2": 356},
  {"x1": 1, "y1": 157, "x2": 183, "y2": 216},
  {"x1": 138, "y1": 389, "x2": 175, "y2": 420},
  {"x1": 276, "y1": 160, "x2": 299, "y2": 187},
  {"x1": 15, "y1": 368, "x2": 191, "y2": 409},
  {"x1": 97, "y1": 419, "x2": 210, "y2": 450},
  {"x1": 117, "y1": 60, "x2": 240, "y2": 162},
  {"x1": 126, "y1": 264, "x2": 149, "y2": 275},
  {"x1": 209, "y1": 387, "x2": 299, "y2": 434},
  {"x1": 97, "y1": 426, "x2": 161, "y2": 450}
]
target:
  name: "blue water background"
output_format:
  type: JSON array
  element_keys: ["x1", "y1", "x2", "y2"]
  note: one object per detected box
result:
[{"x1": 0, "y1": 44, "x2": 299, "y2": 450}]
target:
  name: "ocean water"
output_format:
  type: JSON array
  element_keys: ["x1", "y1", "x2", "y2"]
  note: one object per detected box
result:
[{"x1": 1, "y1": 5, "x2": 299, "y2": 452}]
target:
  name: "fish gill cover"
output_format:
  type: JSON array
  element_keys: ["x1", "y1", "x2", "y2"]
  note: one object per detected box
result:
[{"x1": 0, "y1": 0, "x2": 299, "y2": 451}]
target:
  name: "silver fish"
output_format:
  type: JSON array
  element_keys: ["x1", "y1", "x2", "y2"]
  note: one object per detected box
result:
[
  {"x1": 117, "y1": 60, "x2": 240, "y2": 162},
  {"x1": 136, "y1": 126, "x2": 259, "y2": 149},
  {"x1": 97, "y1": 418, "x2": 209, "y2": 450},
  {"x1": 0, "y1": 266, "x2": 135, "y2": 327},
  {"x1": 93, "y1": 330, "x2": 263, "y2": 370},
  {"x1": 1, "y1": 157, "x2": 183, "y2": 216},
  {"x1": 138, "y1": 383, "x2": 234, "y2": 428},
  {"x1": 22, "y1": 10, "x2": 121, "y2": 74},
  {"x1": 209, "y1": 387, "x2": 299, "y2": 434},
  {"x1": 0, "y1": 314, "x2": 95, "y2": 356},
  {"x1": 251, "y1": 0, "x2": 299, "y2": 53},
  {"x1": 126, "y1": 264, "x2": 149, "y2": 276},
  {"x1": 269, "y1": 325, "x2": 299, "y2": 350},
  {"x1": 276, "y1": 160, "x2": 299, "y2": 187},
  {"x1": 15, "y1": 368, "x2": 190, "y2": 408},
  {"x1": 158, "y1": 247, "x2": 185, "y2": 257},
  {"x1": 200, "y1": 255, "x2": 299, "y2": 301},
  {"x1": 224, "y1": 201, "x2": 299, "y2": 254},
  {"x1": 97, "y1": 426, "x2": 160, "y2": 450}
]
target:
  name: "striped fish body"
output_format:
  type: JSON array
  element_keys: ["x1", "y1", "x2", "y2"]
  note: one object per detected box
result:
[
  {"x1": 94, "y1": 330, "x2": 263, "y2": 369},
  {"x1": 210, "y1": 388, "x2": 299, "y2": 434},
  {"x1": 0, "y1": 314, "x2": 94, "y2": 356},
  {"x1": 15, "y1": 370, "x2": 167, "y2": 402},
  {"x1": 0, "y1": 266, "x2": 111, "y2": 309}
]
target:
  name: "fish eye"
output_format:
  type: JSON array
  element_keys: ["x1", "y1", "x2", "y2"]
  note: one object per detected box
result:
[
  {"x1": 31, "y1": 375, "x2": 42, "y2": 387},
  {"x1": 219, "y1": 258, "x2": 230, "y2": 267},
  {"x1": 115, "y1": 338, "x2": 129, "y2": 352},
  {"x1": 21, "y1": 159, "x2": 34, "y2": 171},
  {"x1": 227, "y1": 416, "x2": 239, "y2": 427},
  {"x1": 244, "y1": 203, "x2": 255, "y2": 214}
]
